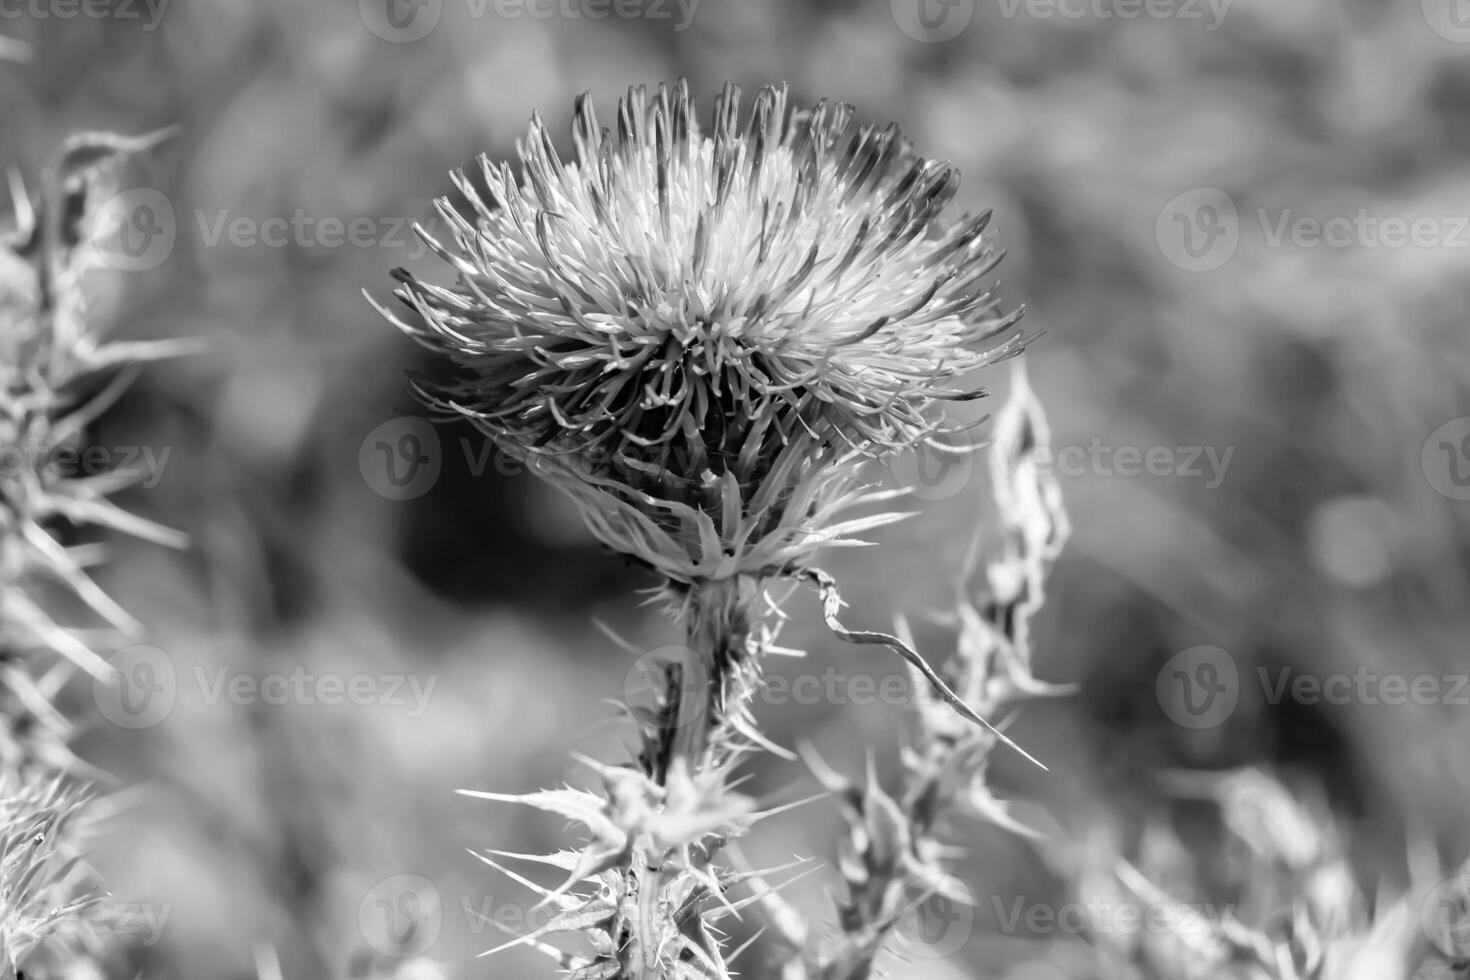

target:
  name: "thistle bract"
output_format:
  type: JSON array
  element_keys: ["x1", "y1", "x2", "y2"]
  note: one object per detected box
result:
[{"x1": 377, "y1": 81, "x2": 1024, "y2": 581}]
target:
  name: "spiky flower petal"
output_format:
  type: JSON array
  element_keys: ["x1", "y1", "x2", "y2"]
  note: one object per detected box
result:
[{"x1": 376, "y1": 80, "x2": 1023, "y2": 580}]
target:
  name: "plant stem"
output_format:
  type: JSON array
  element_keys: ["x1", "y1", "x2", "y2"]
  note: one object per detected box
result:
[{"x1": 668, "y1": 577, "x2": 757, "y2": 774}]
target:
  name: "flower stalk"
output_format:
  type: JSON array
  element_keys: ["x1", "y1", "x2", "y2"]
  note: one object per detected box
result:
[
  {"x1": 383, "y1": 80, "x2": 1038, "y2": 979},
  {"x1": 666, "y1": 578, "x2": 758, "y2": 772}
]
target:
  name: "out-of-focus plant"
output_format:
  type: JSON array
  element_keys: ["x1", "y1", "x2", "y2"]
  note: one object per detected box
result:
[
  {"x1": 0, "y1": 128, "x2": 186, "y2": 978},
  {"x1": 0, "y1": 775, "x2": 103, "y2": 978},
  {"x1": 792, "y1": 360, "x2": 1074, "y2": 979},
  {"x1": 1, "y1": 126, "x2": 188, "y2": 770},
  {"x1": 1012, "y1": 767, "x2": 1470, "y2": 980},
  {"x1": 375, "y1": 79, "x2": 1069, "y2": 980}
]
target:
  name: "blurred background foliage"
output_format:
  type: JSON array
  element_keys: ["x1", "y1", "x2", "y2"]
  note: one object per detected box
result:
[{"x1": 4, "y1": 0, "x2": 1470, "y2": 976}]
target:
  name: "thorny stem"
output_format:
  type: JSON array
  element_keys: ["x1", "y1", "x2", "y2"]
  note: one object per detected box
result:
[
  {"x1": 623, "y1": 578, "x2": 763, "y2": 979},
  {"x1": 633, "y1": 865, "x2": 665, "y2": 980},
  {"x1": 666, "y1": 577, "x2": 758, "y2": 775}
]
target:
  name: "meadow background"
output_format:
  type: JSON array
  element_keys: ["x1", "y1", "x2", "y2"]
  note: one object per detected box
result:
[{"x1": 4, "y1": 0, "x2": 1470, "y2": 976}]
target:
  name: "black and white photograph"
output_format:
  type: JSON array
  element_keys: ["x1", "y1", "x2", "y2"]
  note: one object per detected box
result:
[{"x1": 3, "y1": 1, "x2": 1470, "y2": 977}]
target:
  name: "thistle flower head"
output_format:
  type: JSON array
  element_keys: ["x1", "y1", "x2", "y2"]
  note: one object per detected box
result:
[{"x1": 378, "y1": 80, "x2": 1023, "y2": 580}]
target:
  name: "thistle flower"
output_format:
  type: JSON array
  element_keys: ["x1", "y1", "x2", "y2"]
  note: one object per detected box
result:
[
  {"x1": 396, "y1": 83, "x2": 1043, "y2": 980},
  {"x1": 374, "y1": 80, "x2": 1023, "y2": 584}
]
